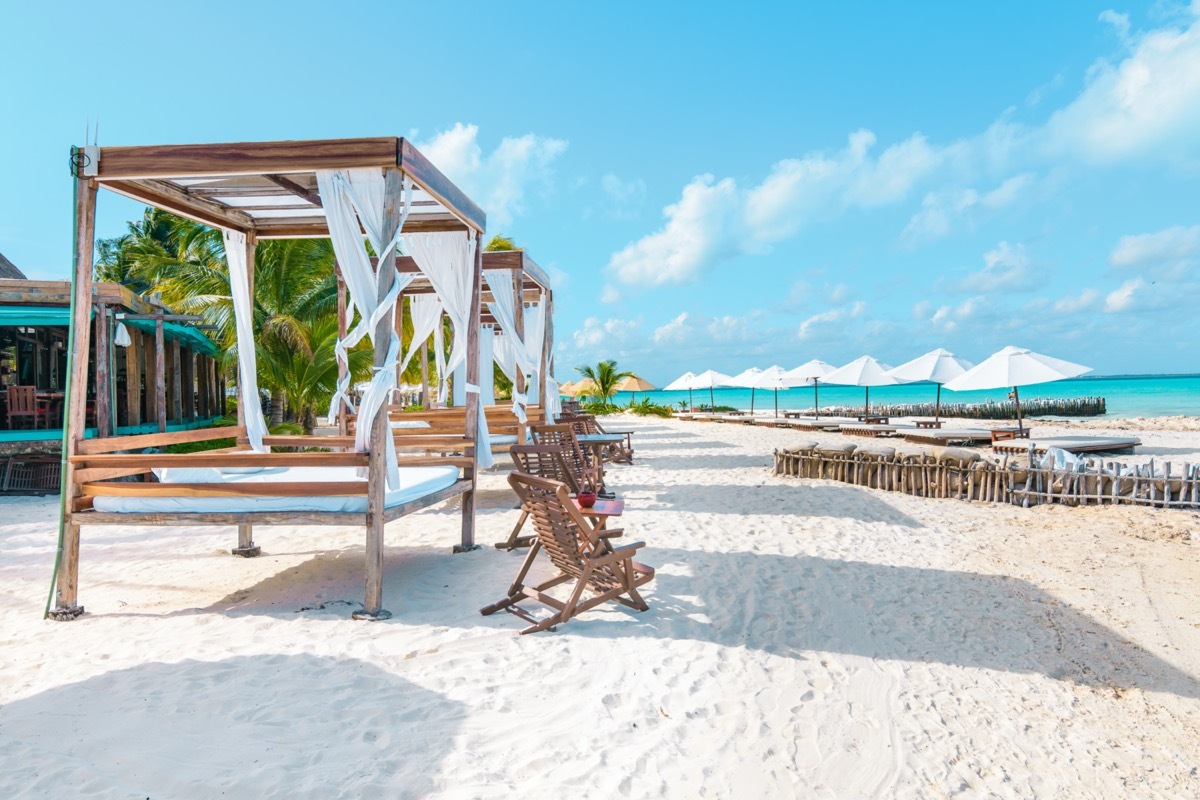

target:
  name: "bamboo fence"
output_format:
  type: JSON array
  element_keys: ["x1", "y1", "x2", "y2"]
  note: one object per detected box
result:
[
  {"x1": 772, "y1": 444, "x2": 1199, "y2": 509},
  {"x1": 808, "y1": 396, "x2": 1106, "y2": 420}
]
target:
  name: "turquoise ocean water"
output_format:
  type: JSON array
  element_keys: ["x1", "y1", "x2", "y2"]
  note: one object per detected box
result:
[{"x1": 604, "y1": 374, "x2": 1200, "y2": 418}]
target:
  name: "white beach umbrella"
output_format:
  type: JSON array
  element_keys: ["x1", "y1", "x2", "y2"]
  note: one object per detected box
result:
[
  {"x1": 785, "y1": 359, "x2": 836, "y2": 418},
  {"x1": 886, "y1": 348, "x2": 975, "y2": 425},
  {"x1": 664, "y1": 370, "x2": 698, "y2": 408},
  {"x1": 729, "y1": 367, "x2": 764, "y2": 413},
  {"x1": 749, "y1": 365, "x2": 798, "y2": 417},
  {"x1": 822, "y1": 355, "x2": 901, "y2": 416},
  {"x1": 689, "y1": 369, "x2": 735, "y2": 410},
  {"x1": 942, "y1": 345, "x2": 1091, "y2": 430}
]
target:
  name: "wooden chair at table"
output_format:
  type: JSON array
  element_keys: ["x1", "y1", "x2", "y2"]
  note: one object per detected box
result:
[
  {"x1": 498, "y1": 443, "x2": 622, "y2": 551},
  {"x1": 558, "y1": 412, "x2": 634, "y2": 464},
  {"x1": 530, "y1": 423, "x2": 603, "y2": 492},
  {"x1": 481, "y1": 472, "x2": 654, "y2": 635},
  {"x1": 6, "y1": 386, "x2": 44, "y2": 430}
]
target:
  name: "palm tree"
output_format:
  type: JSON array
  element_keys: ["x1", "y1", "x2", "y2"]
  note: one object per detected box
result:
[
  {"x1": 575, "y1": 359, "x2": 633, "y2": 411},
  {"x1": 258, "y1": 315, "x2": 373, "y2": 432},
  {"x1": 484, "y1": 234, "x2": 516, "y2": 252}
]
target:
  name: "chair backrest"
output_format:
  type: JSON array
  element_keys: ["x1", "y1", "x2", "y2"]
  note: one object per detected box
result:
[
  {"x1": 507, "y1": 471, "x2": 600, "y2": 577},
  {"x1": 559, "y1": 412, "x2": 604, "y2": 435},
  {"x1": 8, "y1": 386, "x2": 36, "y2": 415},
  {"x1": 530, "y1": 423, "x2": 595, "y2": 484},
  {"x1": 509, "y1": 444, "x2": 581, "y2": 494}
]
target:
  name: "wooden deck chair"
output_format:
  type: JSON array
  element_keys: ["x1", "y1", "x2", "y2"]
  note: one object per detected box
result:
[
  {"x1": 530, "y1": 423, "x2": 603, "y2": 491},
  {"x1": 6, "y1": 386, "x2": 43, "y2": 430},
  {"x1": 558, "y1": 413, "x2": 634, "y2": 464},
  {"x1": 481, "y1": 472, "x2": 654, "y2": 634},
  {"x1": 497, "y1": 444, "x2": 583, "y2": 551}
]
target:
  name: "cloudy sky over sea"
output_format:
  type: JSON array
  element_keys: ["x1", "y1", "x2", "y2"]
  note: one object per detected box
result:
[{"x1": 2, "y1": 1, "x2": 1198, "y2": 381}]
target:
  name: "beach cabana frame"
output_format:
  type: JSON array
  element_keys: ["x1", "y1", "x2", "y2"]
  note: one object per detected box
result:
[
  {"x1": 337, "y1": 248, "x2": 557, "y2": 443},
  {"x1": 52, "y1": 137, "x2": 488, "y2": 622}
]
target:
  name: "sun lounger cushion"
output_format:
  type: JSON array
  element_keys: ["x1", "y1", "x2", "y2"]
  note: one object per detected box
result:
[
  {"x1": 855, "y1": 445, "x2": 896, "y2": 459},
  {"x1": 390, "y1": 419, "x2": 433, "y2": 429},
  {"x1": 932, "y1": 447, "x2": 981, "y2": 466},
  {"x1": 93, "y1": 465, "x2": 461, "y2": 514},
  {"x1": 782, "y1": 441, "x2": 819, "y2": 454},
  {"x1": 816, "y1": 443, "x2": 857, "y2": 456}
]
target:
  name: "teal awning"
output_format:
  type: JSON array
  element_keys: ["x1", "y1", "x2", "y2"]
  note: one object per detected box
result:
[
  {"x1": 0, "y1": 305, "x2": 218, "y2": 356},
  {"x1": 0, "y1": 305, "x2": 71, "y2": 326},
  {"x1": 123, "y1": 318, "x2": 219, "y2": 356}
]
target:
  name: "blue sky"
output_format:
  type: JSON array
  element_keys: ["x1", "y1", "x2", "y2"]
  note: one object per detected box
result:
[{"x1": 2, "y1": 1, "x2": 1199, "y2": 383}]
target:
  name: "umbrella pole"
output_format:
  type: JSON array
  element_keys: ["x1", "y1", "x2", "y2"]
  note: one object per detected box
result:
[
  {"x1": 774, "y1": 387, "x2": 779, "y2": 417},
  {"x1": 935, "y1": 383, "x2": 941, "y2": 426},
  {"x1": 709, "y1": 385, "x2": 714, "y2": 410},
  {"x1": 689, "y1": 388, "x2": 693, "y2": 409},
  {"x1": 814, "y1": 380, "x2": 819, "y2": 419},
  {"x1": 865, "y1": 386, "x2": 869, "y2": 417},
  {"x1": 750, "y1": 387, "x2": 755, "y2": 415},
  {"x1": 1014, "y1": 385, "x2": 1023, "y2": 431}
]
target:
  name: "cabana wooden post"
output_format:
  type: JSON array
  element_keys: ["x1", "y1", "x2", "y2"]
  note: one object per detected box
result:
[{"x1": 50, "y1": 137, "x2": 488, "y2": 622}]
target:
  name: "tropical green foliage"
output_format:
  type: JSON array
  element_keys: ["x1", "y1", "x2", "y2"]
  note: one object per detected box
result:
[
  {"x1": 625, "y1": 397, "x2": 675, "y2": 417},
  {"x1": 575, "y1": 359, "x2": 632, "y2": 399},
  {"x1": 484, "y1": 234, "x2": 516, "y2": 251}
]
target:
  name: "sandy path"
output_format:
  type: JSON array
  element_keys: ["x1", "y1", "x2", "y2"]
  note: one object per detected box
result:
[{"x1": 1, "y1": 417, "x2": 1198, "y2": 797}]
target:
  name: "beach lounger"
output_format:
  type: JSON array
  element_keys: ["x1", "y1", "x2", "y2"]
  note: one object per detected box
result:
[
  {"x1": 838, "y1": 423, "x2": 901, "y2": 438},
  {"x1": 788, "y1": 417, "x2": 854, "y2": 431},
  {"x1": 557, "y1": 413, "x2": 634, "y2": 463},
  {"x1": 481, "y1": 472, "x2": 654, "y2": 634},
  {"x1": 902, "y1": 428, "x2": 995, "y2": 446},
  {"x1": 498, "y1": 444, "x2": 623, "y2": 551},
  {"x1": 992, "y1": 436, "x2": 1141, "y2": 456}
]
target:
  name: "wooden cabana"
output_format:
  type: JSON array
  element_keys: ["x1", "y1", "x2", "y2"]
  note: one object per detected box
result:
[
  {"x1": 52, "y1": 137, "x2": 488, "y2": 622},
  {"x1": 339, "y1": 248, "x2": 557, "y2": 445}
]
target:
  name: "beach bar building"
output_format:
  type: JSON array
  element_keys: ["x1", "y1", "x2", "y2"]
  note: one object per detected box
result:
[
  {"x1": 0, "y1": 263, "x2": 221, "y2": 491},
  {"x1": 52, "y1": 136, "x2": 492, "y2": 622}
]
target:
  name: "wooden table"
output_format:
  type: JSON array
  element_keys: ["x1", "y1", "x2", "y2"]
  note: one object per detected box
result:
[
  {"x1": 990, "y1": 427, "x2": 1032, "y2": 442},
  {"x1": 576, "y1": 433, "x2": 625, "y2": 497},
  {"x1": 914, "y1": 420, "x2": 942, "y2": 429},
  {"x1": 572, "y1": 497, "x2": 624, "y2": 530},
  {"x1": 856, "y1": 414, "x2": 890, "y2": 425}
]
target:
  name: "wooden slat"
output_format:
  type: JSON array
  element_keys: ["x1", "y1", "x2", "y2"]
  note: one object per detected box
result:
[
  {"x1": 73, "y1": 466, "x2": 153, "y2": 483},
  {"x1": 253, "y1": 216, "x2": 468, "y2": 239},
  {"x1": 102, "y1": 179, "x2": 255, "y2": 232},
  {"x1": 382, "y1": 479, "x2": 472, "y2": 523},
  {"x1": 73, "y1": 510, "x2": 365, "y2": 526},
  {"x1": 71, "y1": 451, "x2": 369, "y2": 468},
  {"x1": 82, "y1": 481, "x2": 368, "y2": 498},
  {"x1": 95, "y1": 137, "x2": 400, "y2": 179},
  {"x1": 399, "y1": 138, "x2": 486, "y2": 232},
  {"x1": 76, "y1": 425, "x2": 245, "y2": 455}
]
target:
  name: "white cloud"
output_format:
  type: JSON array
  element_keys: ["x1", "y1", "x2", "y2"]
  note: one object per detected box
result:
[
  {"x1": 1109, "y1": 224, "x2": 1200, "y2": 268},
  {"x1": 1040, "y1": 8, "x2": 1200, "y2": 163},
  {"x1": 900, "y1": 173, "x2": 1034, "y2": 245},
  {"x1": 652, "y1": 312, "x2": 690, "y2": 345},
  {"x1": 600, "y1": 174, "x2": 647, "y2": 218},
  {"x1": 599, "y1": 285, "x2": 621, "y2": 304},
  {"x1": 571, "y1": 316, "x2": 640, "y2": 350},
  {"x1": 956, "y1": 241, "x2": 1036, "y2": 292},
  {"x1": 797, "y1": 308, "x2": 845, "y2": 339},
  {"x1": 418, "y1": 122, "x2": 567, "y2": 228},
  {"x1": 1054, "y1": 288, "x2": 1101, "y2": 313},
  {"x1": 1105, "y1": 278, "x2": 1143, "y2": 312},
  {"x1": 927, "y1": 297, "x2": 979, "y2": 333},
  {"x1": 606, "y1": 174, "x2": 739, "y2": 286}
]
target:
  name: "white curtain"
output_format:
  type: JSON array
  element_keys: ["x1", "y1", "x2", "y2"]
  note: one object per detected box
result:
[
  {"x1": 484, "y1": 271, "x2": 535, "y2": 424},
  {"x1": 316, "y1": 168, "x2": 416, "y2": 488},
  {"x1": 493, "y1": 331, "x2": 516, "y2": 383},
  {"x1": 546, "y1": 376, "x2": 562, "y2": 419},
  {"x1": 399, "y1": 294, "x2": 444, "y2": 386},
  {"x1": 114, "y1": 322, "x2": 132, "y2": 348},
  {"x1": 523, "y1": 296, "x2": 547, "y2": 403},
  {"x1": 405, "y1": 232, "x2": 493, "y2": 468},
  {"x1": 479, "y1": 324, "x2": 495, "y2": 405},
  {"x1": 223, "y1": 230, "x2": 270, "y2": 452}
]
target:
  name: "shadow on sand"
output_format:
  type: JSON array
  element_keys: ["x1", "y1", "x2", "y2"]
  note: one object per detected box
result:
[
  {"x1": 564, "y1": 546, "x2": 1200, "y2": 699},
  {"x1": 0, "y1": 654, "x2": 465, "y2": 796}
]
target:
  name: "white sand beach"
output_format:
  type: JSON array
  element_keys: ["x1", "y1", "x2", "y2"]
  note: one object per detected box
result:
[{"x1": 2, "y1": 416, "x2": 1199, "y2": 798}]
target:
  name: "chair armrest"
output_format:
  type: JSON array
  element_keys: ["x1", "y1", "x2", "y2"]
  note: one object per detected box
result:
[{"x1": 592, "y1": 541, "x2": 645, "y2": 566}]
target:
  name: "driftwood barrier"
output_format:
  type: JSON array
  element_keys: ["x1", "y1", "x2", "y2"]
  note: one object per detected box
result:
[
  {"x1": 805, "y1": 396, "x2": 1106, "y2": 420},
  {"x1": 771, "y1": 443, "x2": 1199, "y2": 510}
]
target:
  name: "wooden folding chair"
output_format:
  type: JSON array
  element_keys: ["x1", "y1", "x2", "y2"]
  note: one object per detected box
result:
[
  {"x1": 530, "y1": 423, "x2": 603, "y2": 491},
  {"x1": 482, "y1": 472, "x2": 654, "y2": 634},
  {"x1": 497, "y1": 444, "x2": 583, "y2": 551},
  {"x1": 558, "y1": 413, "x2": 634, "y2": 464}
]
